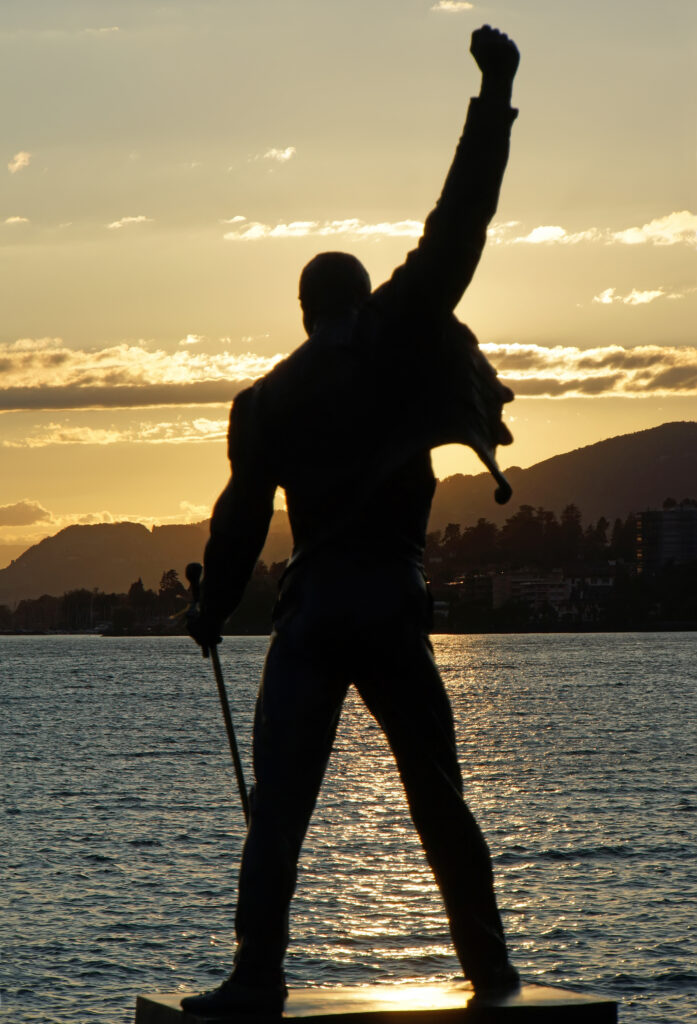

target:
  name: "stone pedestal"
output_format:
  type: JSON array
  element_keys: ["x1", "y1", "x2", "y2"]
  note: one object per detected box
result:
[{"x1": 135, "y1": 981, "x2": 618, "y2": 1023}]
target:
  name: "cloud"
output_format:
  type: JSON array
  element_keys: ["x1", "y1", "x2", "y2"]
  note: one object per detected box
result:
[
  {"x1": 8, "y1": 151, "x2": 31, "y2": 174},
  {"x1": 483, "y1": 342, "x2": 697, "y2": 398},
  {"x1": 516, "y1": 225, "x2": 566, "y2": 244},
  {"x1": 179, "y1": 500, "x2": 212, "y2": 520},
  {"x1": 592, "y1": 285, "x2": 692, "y2": 306},
  {"x1": 263, "y1": 147, "x2": 296, "y2": 163},
  {"x1": 496, "y1": 211, "x2": 697, "y2": 247},
  {"x1": 647, "y1": 365, "x2": 697, "y2": 392},
  {"x1": 3, "y1": 417, "x2": 229, "y2": 448},
  {"x1": 76, "y1": 511, "x2": 115, "y2": 525},
  {"x1": 107, "y1": 215, "x2": 153, "y2": 230},
  {"x1": 0, "y1": 500, "x2": 52, "y2": 527},
  {"x1": 223, "y1": 210, "x2": 695, "y2": 247},
  {"x1": 4, "y1": 426, "x2": 124, "y2": 447},
  {"x1": 0, "y1": 382, "x2": 249, "y2": 412},
  {"x1": 508, "y1": 373, "x2": 624, "y2": 397},
  {"x1": 487, "y1": 220, "x2": 520, "y2": 242},
  {"x1": 0, "y1": 337, "x2": 284, "y2": 412},
  {"x1": 2, "y1": 337, "x2": 696, "y2": 415},
  {"x1": 431, "y1": 1, "x2": 474, "y2": 11},
  {"x1": 593, "y1": 286, "x2": 665, "y2": 306},
  {"x1": 510, "y1": 225, "x2": 603, "y2": 245},
  {"x1": 83, "y1": 27, "x2": 120, "y2": 35},
  {"x1": 4, "y1": 216, "x2": 29, "y2": 224},
  {"x1": 224, "y1": 216, "x2": 423, "y2": 241},
  {"x1": 178, "y1": 334, "x2": 204, "y2": 347},
  {"x1": 611, "y1": 211, "x2": 697, "y2": 246}
]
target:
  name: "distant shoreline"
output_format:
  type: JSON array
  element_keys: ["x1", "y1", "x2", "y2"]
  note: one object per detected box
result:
[{"x1": 3, "y1": 624, "x2": 696, "y2": 637}]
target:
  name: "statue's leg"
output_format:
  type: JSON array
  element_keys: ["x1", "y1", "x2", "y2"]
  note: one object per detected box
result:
[
  {"x1": 355, "y1": 634, "x2": 515, "y2": 989},
  {"x1": 233, "y1": 627, "x2": 348, "y2": 987}
]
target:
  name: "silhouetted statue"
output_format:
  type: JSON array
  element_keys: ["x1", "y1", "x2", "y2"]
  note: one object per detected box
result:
[{"x1": 185, "y1": 25, "x2": 520, "y2": 1018}]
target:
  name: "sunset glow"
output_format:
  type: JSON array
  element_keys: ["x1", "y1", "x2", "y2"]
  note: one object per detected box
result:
[{"x1": 1, "y1": 0, "x2": 695, "y2": 563}]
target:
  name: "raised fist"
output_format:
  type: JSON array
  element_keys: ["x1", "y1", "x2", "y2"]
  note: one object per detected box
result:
[{"x1": 470, "y1": 25, "x2": 519, "y2": 81}]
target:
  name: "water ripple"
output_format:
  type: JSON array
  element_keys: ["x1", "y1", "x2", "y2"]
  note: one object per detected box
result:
[{"x1": 2, "y1": 633, "x2": 695, "y2": 1023}]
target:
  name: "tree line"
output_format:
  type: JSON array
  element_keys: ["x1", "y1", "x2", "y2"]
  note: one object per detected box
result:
[
  {"x1": 2, "y1": 501, "x2": 696, "y2": 634},
  {"x1": 425, "y1": 503, "x2": 637, "y2": 581},
  {"x1": 425, "y1": 500, "x2": 697, "y2": 631},
  {"x1": 1, "y1": 563, "x2": 286, "y2": 636}
]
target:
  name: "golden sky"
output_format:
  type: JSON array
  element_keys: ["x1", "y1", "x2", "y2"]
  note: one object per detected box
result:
[{"x1": 1, "y1": 0, "x2": 695, "y2": 563}]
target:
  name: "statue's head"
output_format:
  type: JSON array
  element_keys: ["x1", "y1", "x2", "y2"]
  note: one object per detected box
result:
[{"x1": 299, "y1": 252, "x2": 371, "y2": 334}]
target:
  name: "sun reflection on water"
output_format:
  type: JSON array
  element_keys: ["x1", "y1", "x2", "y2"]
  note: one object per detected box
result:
[{"x1": 4, "y1": 633, "x2": 696, "y2": 1024}]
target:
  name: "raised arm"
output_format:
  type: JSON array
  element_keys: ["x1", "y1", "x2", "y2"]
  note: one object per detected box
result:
[{"x1": 375, "y1": 26, "x2": 519, "y2": 319}]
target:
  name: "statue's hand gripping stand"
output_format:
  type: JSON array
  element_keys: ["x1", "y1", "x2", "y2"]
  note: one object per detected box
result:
[{"x1": 185, "y1": 562, "x2": 250, "y2": 825}]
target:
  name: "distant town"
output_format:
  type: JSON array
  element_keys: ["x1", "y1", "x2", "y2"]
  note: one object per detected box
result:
[{"x1": 3, "y1": 498, "x2": 696, "y2": 635}]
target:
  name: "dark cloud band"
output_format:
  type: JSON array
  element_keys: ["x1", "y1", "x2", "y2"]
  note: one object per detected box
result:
[
  {"x1": 0, "y1": 380, "x2": 252, "y2": 412},
  {"x1": 0, "y1": 500, "x2": 52, "y2": 526}
]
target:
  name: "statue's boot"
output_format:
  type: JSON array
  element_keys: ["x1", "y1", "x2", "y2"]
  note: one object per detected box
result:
[
  {"x1": 180, "y1": 975, "x2": 287, "y2": 1018},
  {"x1": 469, "y1": 962, "x2": 521, "y2": 1000}
]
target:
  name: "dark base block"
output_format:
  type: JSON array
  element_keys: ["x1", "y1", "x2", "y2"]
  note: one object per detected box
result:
[{"x1": 136, "y1": 981, "x2": 618, "y2": 1023}]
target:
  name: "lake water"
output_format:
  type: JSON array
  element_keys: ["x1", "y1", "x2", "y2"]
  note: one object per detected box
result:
[{"x1": 2, "y1": 633, "x2": 696, "y2": 1023}]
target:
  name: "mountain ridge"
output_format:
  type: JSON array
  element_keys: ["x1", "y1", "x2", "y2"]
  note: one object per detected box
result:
[
  {"x1": 2, "y1": 421, "x2": 695, "y2": 605},
  {"x1": 430, "y1": 420, "x2": 697, "y2": 529}
]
